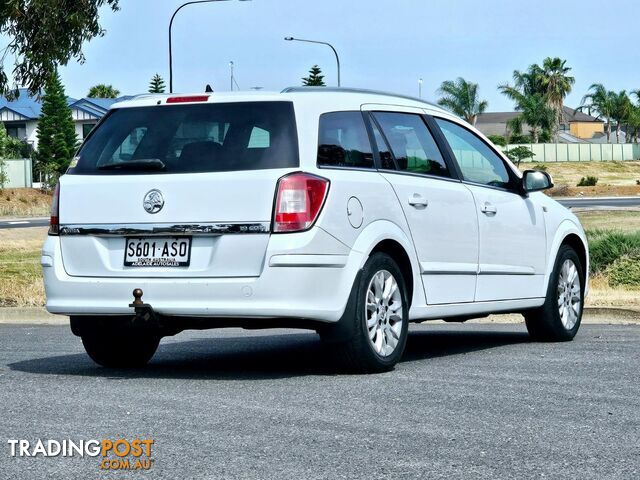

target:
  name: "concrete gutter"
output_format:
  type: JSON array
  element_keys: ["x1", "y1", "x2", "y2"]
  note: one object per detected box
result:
[{"x1": 0, "y1": 307, "x2": 637, "y2": 326}]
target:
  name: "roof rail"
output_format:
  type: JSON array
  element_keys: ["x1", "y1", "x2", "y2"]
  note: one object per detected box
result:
[{"x1": 280, "y1": 86, "x2": 442, "y2": 110}]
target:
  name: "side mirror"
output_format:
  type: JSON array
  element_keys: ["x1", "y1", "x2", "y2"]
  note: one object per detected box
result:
[{"x1": 522, "y1": 169, "x2": 553, "y2": 193}]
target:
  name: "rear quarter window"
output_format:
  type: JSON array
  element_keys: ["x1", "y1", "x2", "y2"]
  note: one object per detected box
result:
[
  {"x1": 317, "y1": 111, "x2": 374, "y2": 169},
  {"x1": 69, "y1": 101, "x2": 299, "y2": 175}
]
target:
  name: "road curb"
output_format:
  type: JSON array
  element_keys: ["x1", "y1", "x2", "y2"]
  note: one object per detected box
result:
[
  {"x1": 0, "y1": 306, "x2": 638, "y2": 326},
  {"x1": 0, "y1": 307, "x2": 67, "y2": 325}
]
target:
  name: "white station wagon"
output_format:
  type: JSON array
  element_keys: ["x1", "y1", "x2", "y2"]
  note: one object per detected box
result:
[{"x1": 42, "y1": 87, "x2": 589, "y2": 372}]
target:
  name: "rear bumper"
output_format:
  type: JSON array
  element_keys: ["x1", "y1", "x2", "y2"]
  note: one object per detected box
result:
[{"x1": 41, "y1": 230, "x2": 363, "y2": 323}]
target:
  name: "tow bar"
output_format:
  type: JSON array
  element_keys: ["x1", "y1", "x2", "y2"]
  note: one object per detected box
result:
[{"x1": 129, "y1": 288, "x2": 157, "y2": 326}]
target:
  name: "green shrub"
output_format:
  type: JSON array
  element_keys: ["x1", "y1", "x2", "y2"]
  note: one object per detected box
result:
[
  {"x1": 533, "y1": 163, "x2": 548, "y2": 171},
  {"x1": 509, "y1": 133, "x2": 532, "y2": 144},
  {"x1": 487, "y1": 134, "x2": 507, "y2": 146},
  {"x1": 609, "y1": 253, "x2": 640, "y2": 288},
  {"x1": 504, "y1": 146, "x2": 535, "y2": 166},
  {"x1": 0, "y1": 159, "x2": 7, "y2": 190},
  {"x1": 588, "y1": 230, "x2": 640, "y2": 274},
  {"x1": 577, "y1": 176, "x2": 598, "y2": 187}
]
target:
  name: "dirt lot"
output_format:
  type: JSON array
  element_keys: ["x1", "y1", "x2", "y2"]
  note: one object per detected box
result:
[
  {"x1": 0, "y1": 188, "x2": 52, "y2": 218},
  {"x1": 575, "y1": 210, "x2": 640, "y2": 232},
  {"x1": 518, "y1": 160, "x2": 640, "y2": 197}
]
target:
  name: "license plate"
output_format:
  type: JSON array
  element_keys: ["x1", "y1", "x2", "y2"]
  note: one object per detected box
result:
[{"x1": 124, "y1": 237, "x2": 192, "y2": 267}]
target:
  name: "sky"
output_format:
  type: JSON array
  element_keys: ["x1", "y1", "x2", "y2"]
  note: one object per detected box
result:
[{"x1": 49, "y1": 0, "x2": 640, "y2": 111}]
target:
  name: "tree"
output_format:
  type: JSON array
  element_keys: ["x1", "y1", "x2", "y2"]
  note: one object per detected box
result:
[
  {"x1": 148, "y1": 74, "x2": 166, "y2": 94},
  {"x1": 539, "y1": 57, "x2": 575, "y2": 137},
  {"x1": 35, "y1": 71, "x2": 78, "y2": 180},
  {"x1": 627, "y1": 91, "x2": 640, "y2": 144},
  {"x1": 437, "y1": 77, "x2": 488, "y2": 126},
  {"x1": 499, "y1": 58, "x2": 574, "y2": 141},
  {"x1": 87, "y1": 84, "x2": 120, "y2": 98},
  {"x1": 501, "y1": 88, "x2": 554, "y2": 143},
  {"x1": 487, "y1": 134, "x2": 507, "y2": 146},
  {"x1": 610, "y1": 90, "x2": 631, "y2": 143},
  {"x1": 0, "y1": 124, "x2": 21, "y2": 189},
  {"x1": 624, "y1": 105, "x2": 640, "y2": 144},
  {"x1": 0, "y1": 122, "x2": 26, "y2": 158},
  {"x1": 302, "y1": 65, "x2": 325, "y2": 86},
  {"x1": 504, "y1": 145, "x2": 535, "y2": 166},
  {"x1": 0, "y1": 0, "x2": 120, "y2": 97},
  {"x1": 579, "y1": 84, "x2": 615, "y2": 142}
]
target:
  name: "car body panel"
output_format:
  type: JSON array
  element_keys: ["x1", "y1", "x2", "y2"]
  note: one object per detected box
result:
[{"x1": 42, "y1": 88, "x2": 589, "y2": 325}]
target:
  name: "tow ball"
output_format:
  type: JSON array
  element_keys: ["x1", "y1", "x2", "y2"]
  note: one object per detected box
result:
[{"x1": 129, "y1": 288, "x2": 156, "y2": 325}]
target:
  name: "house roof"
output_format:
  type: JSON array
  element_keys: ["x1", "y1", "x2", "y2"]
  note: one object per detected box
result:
[
  {"x1": 476, "y1": 106, "x2": 602, "y2": 125},
  {"x1": 562, "y1": 106, "x2": 602, "y2": 123},
  {"x1": 0, "y1": 89, "x2": 133, "y2": 121},
  {"x1": 475, "y1": 111, "x2": 520, "y2": 124},
  {"x1": 0, "y1": 88, "x2": 44, "y2": 119}
]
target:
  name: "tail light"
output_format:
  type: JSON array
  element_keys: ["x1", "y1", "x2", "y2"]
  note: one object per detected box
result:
[
  {"x1": 273, "y1": 172, "x2": 329, "y2": 233},
  {"x1": 49, "y1": 183, "x2": 60, "y2": 235}
]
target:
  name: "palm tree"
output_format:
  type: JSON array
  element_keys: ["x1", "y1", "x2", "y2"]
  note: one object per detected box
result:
[
  {"x1": 437, "y1": 78, "x2": 488, "y2": 125},
  {"x1": 501, "y1": 58, "x2": 574, "y2": 140},
  {"x1": 539, "y1": 57, "x2": 575, "y2": 136},
  {"x1": 630, "y1": 90, "x2": 640, "y2": 144},
  {"x1": 624, "y1": 104, "x2": 640, "y2": 144},
  {"x1": 87, "y1": 84, "x2": 120, "y2": 99},
  {"x1": 579, "y1": 84, "x2": 614, "y2": 142},
  {"x1": 502, "y1": 92, "x2": 554, "y2": 144},
  {"x1": 610, "y1": 91, "x2": 632, "y2": 143}
]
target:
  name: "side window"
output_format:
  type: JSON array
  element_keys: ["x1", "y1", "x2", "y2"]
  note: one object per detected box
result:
[
  {"x1": 109, "y1": 127, "x2": 148, "y2": 162},
  {"x1": 372, "y1": 112, "x2": 449, "y2": 177},
  {"x1": 317, "y1": 112, "x2": 374, "y2": 169},
  {"x1": 436, "y1": 118, "x2": 511, "y2": 189},
  {"x1": 369, "y1": 120, "x2": 396, "y2": 170},
  {"x1": 248, "y1": 127, "x2": 270, "y2": 148}
]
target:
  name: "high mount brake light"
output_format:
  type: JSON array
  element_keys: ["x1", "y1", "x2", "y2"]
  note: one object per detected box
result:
[
  {"x1": 273, "y1": 172, "x2": 329, "y2": 233},
  {"x1": 49, "y1": 183, "x2": 60, "y2": 235},
  {"x1": 166, "y1": 95, "x2": 210, "y2": 103}
]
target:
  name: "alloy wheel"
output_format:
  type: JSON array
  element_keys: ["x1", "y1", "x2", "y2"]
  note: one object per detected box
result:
[{"x1": 365, "y1": 270, "x2": 404, "y2": 357}]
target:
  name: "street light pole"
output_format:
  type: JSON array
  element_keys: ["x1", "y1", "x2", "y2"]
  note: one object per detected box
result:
[
  {"x1": 284, "y1": 36, "x2": 341, "y2": 87},
  {"x1": 229, "y1": 61, "x2": 234, "y2": 91},
  {"x1": 418, "y1": 78, "x2": 423, "y2": 99},
  {"x1": 169, "y1": 0, "x2": 250, "y2": 93}
]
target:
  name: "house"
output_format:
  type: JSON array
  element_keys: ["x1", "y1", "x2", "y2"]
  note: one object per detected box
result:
[
  {"x1": 476, "y1": 106, "x2": 605, "y2": 142},
  {"x1": 0, "y1": 88, "x2": 132, "y2": 149}
]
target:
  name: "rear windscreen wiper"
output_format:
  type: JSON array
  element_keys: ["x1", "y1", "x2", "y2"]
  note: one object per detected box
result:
[{"x1": 97, "y1": 159, "x2": 166, "y2": 171}]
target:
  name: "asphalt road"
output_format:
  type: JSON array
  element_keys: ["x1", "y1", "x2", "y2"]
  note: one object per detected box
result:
[
  {"x1": 0, "y1": 323, "x2": 638, "y2": 479},
  {"x1": 0, "y1": 196, "x2": 639, "y2": 230},
  {"x1": 0, "y1": 218, "x2": 48, "y2": 230},
  {"x1": 557, "y1": 196, "x2": 640, "y2": 208}
]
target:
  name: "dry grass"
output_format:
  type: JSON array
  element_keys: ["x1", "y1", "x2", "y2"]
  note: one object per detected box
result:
[
  {"x1": 575, "y1": 210, "x2": 640, "y2": 233},
  {"x1": 0, "y1": 214, "x2": 638, "y2": 308},
  {"x1": 0, "y1": 188, "x2": 52, "y2": 219},
  {"x1": 586, "y1": 275, "x2": 640, "y2": 309},
  {"x1": 519, "y1": 161, "x2": 640, "y2": 197},
  {"x1": 0, "y1": 227, "x2": 47, "y2": 307}
]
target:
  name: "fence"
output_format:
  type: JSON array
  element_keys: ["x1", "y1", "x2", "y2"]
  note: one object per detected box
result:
[
  {"x1": 497, "y1": 143, "x2": 640, "y2": 162},
  {"x1": 0, "y1": 158, "x2": 33, "y2": 188}
]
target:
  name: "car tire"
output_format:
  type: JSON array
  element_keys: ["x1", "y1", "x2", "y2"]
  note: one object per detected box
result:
[
  {"x1": 524, "y1": 245, "x2": 584, "y2": 342},
  {"x1": 81, "y1": 330, "x2": 160, "y2": 368},
  {"x1": 327, "y1": 252, "x2": 409, "y2": 373}
]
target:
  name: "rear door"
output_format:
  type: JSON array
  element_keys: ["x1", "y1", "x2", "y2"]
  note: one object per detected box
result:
[
  {"x1": 434, "y1": 117, "x2": 547, "y2": 301},
  {"x1": 363, "y1": 106, "x2": 479, "y2": 304},
  {"x1": 59, "y1": 100, "x2": 299, "y2": 278}
]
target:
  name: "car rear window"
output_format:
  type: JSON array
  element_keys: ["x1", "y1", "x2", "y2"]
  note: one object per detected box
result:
[{"x1": 69, "y1": 101, "x2": 299, "y2": 175}]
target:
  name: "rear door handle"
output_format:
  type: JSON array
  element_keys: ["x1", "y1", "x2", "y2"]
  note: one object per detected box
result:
[
  {"x1": 480, "y1": 202, "x2": 497, "y2": 215},
  {"x1": 408, "y1": 194, "x2": 428, "y2": 208}
]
